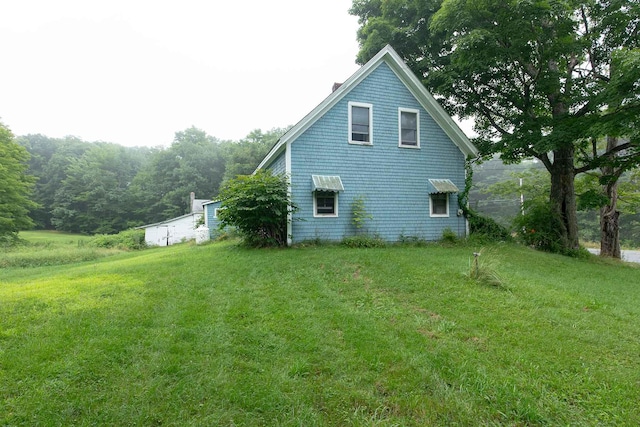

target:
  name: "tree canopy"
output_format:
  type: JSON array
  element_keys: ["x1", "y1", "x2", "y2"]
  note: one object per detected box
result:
[
  {"x1": 0, "y1": 122, "x2": 36, "y2": 243},
  {"x1": 351, "y1": 0, "x2": 640, "y2": 254},
  {"x1": 15, "y1": 126, "x2": 284, "y2": 235}
]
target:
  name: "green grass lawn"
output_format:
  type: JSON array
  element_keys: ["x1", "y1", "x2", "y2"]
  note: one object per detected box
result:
[
  {"x1": 1, "y1": 234, "x2": 639, "y2": 425},
  {"x1": 0, "y1": 230, "x2": 118, "y2": 268}
]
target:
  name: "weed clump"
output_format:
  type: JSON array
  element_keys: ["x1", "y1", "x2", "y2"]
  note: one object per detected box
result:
[
  {"x1": 467, "y1": 248, "x2": 508, "y2": 289},
  {"x1": 440, "y1": 227, "x2": 459, "y2": 244},
  {"x1": 89, "y1": 229, "x2": 147, "y2": 250},
  {"x1": 341, "y1": 234, "x2": 386, "y2": 248}
]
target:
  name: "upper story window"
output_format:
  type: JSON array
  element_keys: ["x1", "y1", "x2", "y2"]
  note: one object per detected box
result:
[
  {"x1": 399, "y1": 108, "x2": 420, "y2": 148},
  {"x1": 348, "y1": 101, "x2": 373, "y2": 145}
]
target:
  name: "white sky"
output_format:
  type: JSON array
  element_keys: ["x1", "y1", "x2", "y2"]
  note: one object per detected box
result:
[{"x1": 1, "y1": 1, "x2": 362, "y2": 147}]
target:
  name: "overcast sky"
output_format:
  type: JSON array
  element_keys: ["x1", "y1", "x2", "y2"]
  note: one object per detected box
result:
[{"x1": 1, "y1": 1, "x2": 362, "y2": 147}]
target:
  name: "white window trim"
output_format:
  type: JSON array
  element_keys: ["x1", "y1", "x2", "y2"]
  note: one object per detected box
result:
[
  {"x1": 348, "y1": 101, "x2": 373, "y2": 145},
  {"x1": 313, "y1": 191, "x2": 339, "y2": 218},
  {"x1": 398, "y1": 107, "x2": 420, "y2": 148},
  {"x1": 430, "y1": 193, "x2": 450, "y2": 217}
]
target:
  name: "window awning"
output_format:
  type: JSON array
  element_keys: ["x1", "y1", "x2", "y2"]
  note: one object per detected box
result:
[
  {"x1": 312, "y1": 175, "x2": 344, "y2": 192},
  {"x1": 428, "y1": 179, "x2": 459, "y2": 194}
]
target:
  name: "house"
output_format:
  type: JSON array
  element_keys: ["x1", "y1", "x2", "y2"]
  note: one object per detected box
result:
[
  {"x1": 205, "y1": 45, "x2": 477, "y2": 244},
  {"x1": 138, "y1": 192, "x2": 210, "y2": 246}
]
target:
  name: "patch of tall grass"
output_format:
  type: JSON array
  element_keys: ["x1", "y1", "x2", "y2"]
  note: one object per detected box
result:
[
  {"x1": 1, "y1": 230, "x2": 145, "y2": 268},
  {"x1": 0, "y1": 246, "x2": 115, "y2": 268}
]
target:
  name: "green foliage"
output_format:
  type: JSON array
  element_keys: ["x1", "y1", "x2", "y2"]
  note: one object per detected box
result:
[
  {"x1": 17, "y1": 127, "x2": 283, "y2": 235},
  {"x1": 17, "y1": 135, "x2": 94, "y2": 229},
  {"x1": 341, "y1": 234, "x2": 386, "y2": 248},
  {"x1": 130, "y1": 127, "x2": 225, "y2": 223},
  {"x1": 350, "y1": 195, "x2": 373, "y2": 231},
  {"x1": 577, "y1": 188, "x2": 611, "y2": 211},
  {"x1": 221, "y1": 128, "x2": 286, "y2": 183},
  {"x1": 88, "y1": 229, "x2": 147, "y2": 250},
  {"x1": 440, "y1": 227, "x2": 458, "y2": 244},
  {"x1": 0, "y1": 122, "x2": 37, "y2": 244},
  {"x1": 514, "y1": 201, "x2": 567, "y2": 255},
  {"x1": 217, "y1": 170, "x2": 295, "y2": 247},
  {"x1": 51, "y1": 143, "x2": 146, "y2": 234},
  {"x1": 469, "y1": 214, "x2": 512, "y2": 242}
]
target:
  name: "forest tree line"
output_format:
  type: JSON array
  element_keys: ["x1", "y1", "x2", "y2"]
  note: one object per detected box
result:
[{"x1": 17, "y1": 126, "x2": 285, "y2": 235}]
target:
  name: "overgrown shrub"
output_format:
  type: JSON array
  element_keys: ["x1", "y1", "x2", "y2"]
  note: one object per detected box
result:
[
  {"x1": 89, "y1": 229, "x2": 147, "y2": 250},
  {"x1": 513, "y1": 202, "x2": 565, "y2": 253},
  {"x1": 468, "y1": 211, "x2": 512, "y2": 242},
  {"x1": 217, "y1": 170, "x2": 296, "y2": 247}
]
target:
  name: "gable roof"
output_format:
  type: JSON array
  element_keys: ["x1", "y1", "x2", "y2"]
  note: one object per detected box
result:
[
  {"x1": 135, "y1": 212, "x2": 202, "y2": 229},
  {"x1": 257, "y1": 44, "x2": 478, "y2": 171}
]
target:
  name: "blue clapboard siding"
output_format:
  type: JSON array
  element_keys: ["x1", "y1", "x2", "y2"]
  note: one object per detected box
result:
[
  {"x1": 287, "y1": 61, "x2": 467, "y2": 242},
  {"x1": 204, "y1": 201, "x2": 223, "y2": 239},
  {"x1": 269, "y1": 151, "x2": 286, "y2": 176}
]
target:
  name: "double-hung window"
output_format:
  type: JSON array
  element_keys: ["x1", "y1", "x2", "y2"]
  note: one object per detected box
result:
[
  {"x1": 399, "y1": 108, "x2": 419, "y2": 148},
  {"x1": 348, "y1": 101, "x2": 373, "y2": 144}
]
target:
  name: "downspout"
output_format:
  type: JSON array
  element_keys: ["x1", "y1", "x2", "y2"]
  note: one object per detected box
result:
[{"x1": 286, "y1": 140, "x2": 293, "y2": 246}]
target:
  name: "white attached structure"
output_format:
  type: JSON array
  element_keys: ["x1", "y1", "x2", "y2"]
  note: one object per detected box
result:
[
  {"x1": 139, "y1": 213, "x2": 203, "y2": 246},
  {"x1": 138, "y1": 192, "x2": 210, "y2": 246}
]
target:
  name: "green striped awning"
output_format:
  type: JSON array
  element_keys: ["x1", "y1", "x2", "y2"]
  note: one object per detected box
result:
[
  {"x1": 312, "y1": 175, "x2": 344, "y2": 192},
  {"x1": 428, "y1": 179, "x2": 459, "y2": 193}
]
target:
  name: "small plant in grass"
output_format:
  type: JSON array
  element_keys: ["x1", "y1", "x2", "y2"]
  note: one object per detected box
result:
[
  {"x1": 467, "y1": 248, "x2": 507, "y2": 288},
  {"x1": 341, "y1": 234, "x2": 386, "y2": 248},
  {"x1": 398, "y1": 233, "x2": 428, "y2": 246},
  {"x1": 440, "y1": 227, "x2": 459, "y2": 244}
]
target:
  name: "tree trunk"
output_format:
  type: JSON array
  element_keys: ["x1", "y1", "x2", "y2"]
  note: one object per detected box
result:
[
  {"x1": 600, "y1": 136, "x2": 622, "y2": 258},
  {"x1": 549, "y1": 146, "x2": 580, "y2": 251},
  {"x1": 600, "y1": 205, "x2": 621, "y2": 258}
]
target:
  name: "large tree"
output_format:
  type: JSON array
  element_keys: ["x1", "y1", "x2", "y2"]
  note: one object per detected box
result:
[
  {"x1": 351, "y1": 0, "x2": 640, "y2": 254},
  {"x1": 0, "y1": 122, "x2": 36, "y2": 243}
]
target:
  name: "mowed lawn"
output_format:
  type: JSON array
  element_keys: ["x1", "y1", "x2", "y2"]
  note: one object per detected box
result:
[{"x1": 1, "y1": 236, "x2": 639, "y2": 425}]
